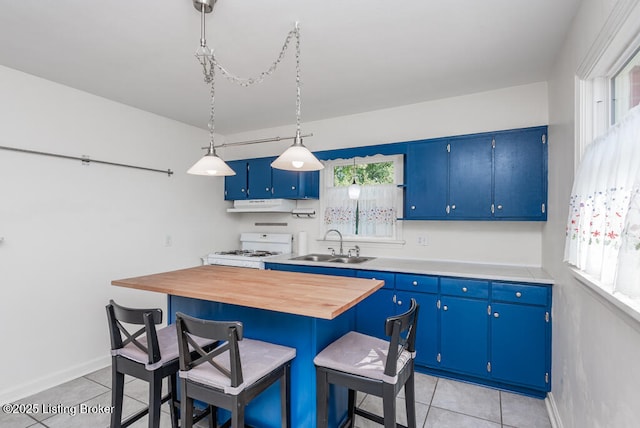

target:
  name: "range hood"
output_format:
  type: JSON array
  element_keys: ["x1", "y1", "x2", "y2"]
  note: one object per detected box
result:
[{"x1": 227, "y1": 199, "x2": 297, "y2": 213}]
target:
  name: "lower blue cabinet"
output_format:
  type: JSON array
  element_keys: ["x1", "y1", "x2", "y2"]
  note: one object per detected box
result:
[
  {"x1": 439, "y1": 295, "x2": 489, "y2": 377},
  {"x1": 490, "y1": 303, "x2": 548, "y2": 390},
  {"x1": 265, "y1": 263, "x2": 552, "y2": 397},
  {"x1": 397, "y1": 291, "x2": 439, "y2": 367},
  {"x1": 355, "y1": 271, "x2": 396, "y2": 339}
]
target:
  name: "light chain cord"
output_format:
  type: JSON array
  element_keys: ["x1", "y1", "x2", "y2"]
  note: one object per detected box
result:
[{"x1": 199, "y1": 24, "x2": 302, "y2": 138}]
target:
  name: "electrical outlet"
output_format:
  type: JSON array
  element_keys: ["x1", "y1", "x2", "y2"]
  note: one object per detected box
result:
[
  {"x1": 416, "y1": 235, "x2": 428, "y2": 246},
  {"x1": 165, "y1": 235, "x2": 173, "y2": 247}
]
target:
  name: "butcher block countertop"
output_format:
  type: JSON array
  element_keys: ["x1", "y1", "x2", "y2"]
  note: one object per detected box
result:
[{"x1": 111, "y1": 265, "x2": 384, "y2": 320}]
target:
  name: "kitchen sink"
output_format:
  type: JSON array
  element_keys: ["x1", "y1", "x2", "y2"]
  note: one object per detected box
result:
[
  {"x1": 290, "y1": 254, "x2": 335, "y2": 262},
  {"x1": 327, "y1": 256, "x2": 375, "y2": 264},
  {"x1": 289, "y1": 254, "x2": 375, "y2": 264}
]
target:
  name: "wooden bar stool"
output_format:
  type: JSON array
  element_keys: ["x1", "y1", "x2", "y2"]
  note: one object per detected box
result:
[
  {"x1": 105, "y1": 300, "x2": 213, "y2": 428},
  {"x1": 314, "y1": 298, "x2": 420, "y2": 428},
  {"x1": 175, "y1": 312, "x2": 296, "y2": 428}
]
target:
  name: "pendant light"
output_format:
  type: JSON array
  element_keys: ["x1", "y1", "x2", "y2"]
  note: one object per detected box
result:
[
  {"x1": 348, "y1": 158, "x2": 361, "y2": 199},
  {"x1": 187, "y1": 0, "x2": 235, "y2": 176},
  {"x1": 188, "y1": 1, "x2": 322, "y2": 174},
  {"x1": 271, "y1": 24, "x2": 324, "y2": 171}
]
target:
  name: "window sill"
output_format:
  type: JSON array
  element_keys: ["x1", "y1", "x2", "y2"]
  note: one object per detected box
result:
[
  {"x1": 568, "y1": 265, "x2": 640, "y2": 331},
  {"x1": 318, "y1": 237, "x2": 406, "y2": 246}
]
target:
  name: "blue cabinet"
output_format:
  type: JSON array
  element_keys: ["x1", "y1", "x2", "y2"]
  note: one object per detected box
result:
[
  {"x1": 224, "y1": 160, "x2": 250, "y2": 200},
  {"x1": 490, "y1": 282, "x2": 551, "y2": 391},
  {"x1": 448, "y1": 135, "x2": 493, "y2": 219},
  {"x1": 439, "y1": 278, "x2": 490, "y2": 377},
  {"x1": 272, "y1": 168, "x2": 320, "y2": 199},
  {"x1": 224, "y1": 156, "x2": 319, "y2": 201},
  {"x1": 247, "y1": 157, "x2": 275, "y2": 199},
  {"x1": 355, "y1": 271, "x2": 396, "y2": 339},
  {"x1": 405, "y1": 139, "x2": 448, "y2": 218},
  {"x1": 265, "y1": 262, "x2": 552, "y2": 397},
  {"x1": 404, "y1": 126, "x2": 547, "y2": 220},
  {"x1": 265, "y1": 263, "x2": 354, "y2": 277},
  {"x1": 493, "y1": 127, "x2": 547, "y2": 220}
]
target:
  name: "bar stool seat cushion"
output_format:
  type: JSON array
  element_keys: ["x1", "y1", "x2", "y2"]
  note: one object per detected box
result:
[
  {"x1": 112, "y1": 324, "x2": 213, "y2": 371},
  {"x1": 314, "y1": 331, "x2": 414, "y2": 385},
  {"x1": 179, "y1": 338, "x2": 296, "y2": 395}
]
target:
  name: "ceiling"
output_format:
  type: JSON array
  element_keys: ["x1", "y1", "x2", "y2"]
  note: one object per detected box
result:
[{"x1": 0, "y1": 0, "x2": 581, "y2": 136}]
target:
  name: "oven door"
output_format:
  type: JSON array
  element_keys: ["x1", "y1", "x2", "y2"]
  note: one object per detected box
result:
[{"x1": 207, "y1": 256, "x2": 264, "y2": 269}]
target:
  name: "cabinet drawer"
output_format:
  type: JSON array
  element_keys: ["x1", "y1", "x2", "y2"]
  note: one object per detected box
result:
[
  {"x1": 357, "y1": 271, "x2": 395, "y2": 290},
  {"x1": 396, "y1": 274, "x2": 438, "y2": 293},
  {"x1": 441, "y1": 278, "x2": 489, "y2": 298},
  {"x1": 492, "y1": 282, "x2": 548, "y2": 306}
]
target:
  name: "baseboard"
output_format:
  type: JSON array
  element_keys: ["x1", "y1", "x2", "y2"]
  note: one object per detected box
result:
[
  {"x1": 0, "y1": 355, "x2": 110, "y2": 405},
  {"x1": 545, "y1": 392, "x2": 564, "y2": 428}
]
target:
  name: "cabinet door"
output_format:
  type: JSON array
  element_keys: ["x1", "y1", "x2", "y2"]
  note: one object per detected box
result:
[
  {"x1": 356, "y1": 289, "x2": 395, "y2": 340},
  {"x1": 440, "y1": 295, "x2": 489, "y2": 377},
  {"x1": 405, "y1": 139, "x2": 449, "y2": 219},
  {"x1": 247, "y1": 158, "x2": 274, "y2": 199},
  {"x1": 397, "y1": 291, "x2": 439, "y2": 368},
  {"x1": 448, "y1": 136, "x2": 493, "y2": 219},
  {"x1": 355, "y1": 271, "x2": 395, "y2": 338},
  {"x1": 224, "y1": 160, "x2": 248, "y2": 200},
  {"x1": 494, "y1": 127, "x2": 547, "y2": 219},
  {"x1": 490, "y1": 303, "x2": 549, "y2": 390},
  {"x1": 272, "y1": 169, "x2": 320, "y2": 199}
]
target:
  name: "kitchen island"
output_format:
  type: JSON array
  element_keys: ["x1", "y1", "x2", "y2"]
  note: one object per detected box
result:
[{"x1": 112, "y1": 265, "x2": 384, "y2": 428}]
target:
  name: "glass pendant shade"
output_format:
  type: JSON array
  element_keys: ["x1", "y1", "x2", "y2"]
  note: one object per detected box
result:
[
  {"x1": 187, "y1": 149, "x2": 236, "y2": 176},
  {"x1": 271, "y1": 133, "x2": 324, "y2": 171},
  {"x1": 348, "y1": 181, "x2": 361, "y2": 199}
]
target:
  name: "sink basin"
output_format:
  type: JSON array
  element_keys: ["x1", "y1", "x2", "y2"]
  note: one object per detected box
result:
[
  {"x1": 290, "y1": 254, "x2": 335, "y2": 262},
  {"x1": 327, "y1": 256, "x2": 375, "y2": 264},
  {"x1": 289, "y1": 254, "x2": 375, "y2": 264}
]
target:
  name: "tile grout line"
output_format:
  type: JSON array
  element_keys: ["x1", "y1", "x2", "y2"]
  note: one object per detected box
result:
[
  {"x1": 420, "y1": 376, "x2": 438, "y2": 428},
  {"x1": 428, "y1": 404, "x2": 504, "y2": 426},
  {"x1": 499, "y1": 390, "x2": 504, "y2": 427}
]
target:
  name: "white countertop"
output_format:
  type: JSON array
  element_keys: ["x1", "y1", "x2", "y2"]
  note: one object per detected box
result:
[{"x1": 266, "y1": 253, "x2": 554, "y2": 285}]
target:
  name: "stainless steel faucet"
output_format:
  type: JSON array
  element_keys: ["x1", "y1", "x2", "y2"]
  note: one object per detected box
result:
[{"x1": 324, "y1": 229, "x2": 343, "y2": 256}]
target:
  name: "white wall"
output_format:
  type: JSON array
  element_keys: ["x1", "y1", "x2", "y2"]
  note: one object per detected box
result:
[
  {"x1": 0, "y1": 66, "x2": 240, "y2": 404},
  {"x1": 545, "y1": 1, "x2": 640, "y2": 427},
  {"x1": 221, "y1": 82, "x2": 548, "y2": 266}
]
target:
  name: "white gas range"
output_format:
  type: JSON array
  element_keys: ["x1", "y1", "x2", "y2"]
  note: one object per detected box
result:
[{"x1": 206, "y1": 233, "x2": 292, "y2": 269}]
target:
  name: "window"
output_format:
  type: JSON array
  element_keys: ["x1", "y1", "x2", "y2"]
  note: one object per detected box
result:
[
  {"x1": 570, "y1": 5, "x2": 640, "y2": 318},
  {"x1": 612, "y1": 47, "x2": 640, "y2": 124},
  {"x1": 321, "y1": 154, "x2": 403, "y2": 241}
]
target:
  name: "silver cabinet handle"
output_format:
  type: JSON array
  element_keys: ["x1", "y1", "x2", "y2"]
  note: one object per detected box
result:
[
  {"x1": 462, "y1": 287, "x2": 468, "y2": 293},
  {"x1": 497, "y1": 204, "x2": 503, "y2": 210},
  {"x1": 412, "y1": 280, "x2": 418, "y2": 286},
  {"x1": 291, "y1": 186, "x2": 296, "y2": 190},
  {"x1": 443, "y1": 305, "x2": 448, "y2": 311},
  {"x1": 515, "y1": 292, "x2": 522, "y2": 298},
  {"x1": 266, "y1": 187, "x2": 270, "y2": 191},
  {"x1": 451, "y1": 204, "x2": 456, "y2": 210},
  {"x1": 494, "y1": 312, "x2": 500, "y2": 318},
  {"x1": 241, "y1": 188, "x2": 246, "y2": 192},
  {"x1": 411, "y1": 205, "x2": 416, "y2": 210},
  {"x1": 397, "y1": 300, "x2": 403, "y2": 306}
]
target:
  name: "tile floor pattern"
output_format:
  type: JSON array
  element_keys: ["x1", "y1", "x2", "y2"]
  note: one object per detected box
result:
[{"x1": 1, "y1": 367, "x2": 551, "y2": 428}]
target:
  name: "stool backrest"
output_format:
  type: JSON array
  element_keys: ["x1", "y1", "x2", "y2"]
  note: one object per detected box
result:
[
  {"x1": 175, "y1": 312, "x2": 244, "y2": 387},
  {"x1": 106, "y1": 299, "x2": 163, "y2": 365},
  {"x1": 384, "y1": 298, "x2": 419, "y2": 377}
]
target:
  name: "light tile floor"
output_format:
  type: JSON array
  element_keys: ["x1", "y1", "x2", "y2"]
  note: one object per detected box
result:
[{"x1": 1, "y1": 367, "x2": 551, "y2": 428}]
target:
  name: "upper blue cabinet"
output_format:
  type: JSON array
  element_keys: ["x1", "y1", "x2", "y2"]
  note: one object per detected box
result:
[
  {"x1": 224, "y1": 156, "x2": 319, "y2": 200},
  {"x1": 404, "y1": 126, "x2": 548, "y2": 221}
]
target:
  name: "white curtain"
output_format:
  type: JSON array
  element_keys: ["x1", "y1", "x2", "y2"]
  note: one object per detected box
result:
[
  {"x1": 324, "y1": 184, "x2": 397, "y2": 238},
  {"x1": 565, "y1": 104, "x2": 640, "y2": 298}
]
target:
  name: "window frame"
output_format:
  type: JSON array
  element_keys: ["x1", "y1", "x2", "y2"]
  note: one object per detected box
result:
[
  {"x1": 319, "y1": 154, "x2": 404, "y2": 244},
  {"x1": 574, "y1": 0, "x2": 640, "y2": 323}
]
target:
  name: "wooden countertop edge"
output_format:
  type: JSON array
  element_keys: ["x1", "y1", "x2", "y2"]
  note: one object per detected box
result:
[{"x1": 111, "y1": 266, "x2": 384, "y2": 320}]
